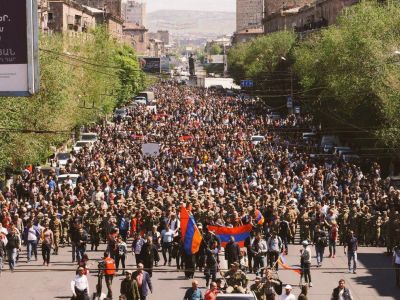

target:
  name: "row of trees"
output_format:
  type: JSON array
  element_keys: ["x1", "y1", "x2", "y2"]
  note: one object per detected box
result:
[
  {"x1": 228, "y1": 1, "x2": 400, "y2": 147},
  {"x1": 0, "y1": 27, "x2": 146, "y2": 172}
]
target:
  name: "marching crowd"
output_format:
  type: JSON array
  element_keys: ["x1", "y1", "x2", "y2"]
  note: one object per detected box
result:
[{"x1": 0, "y1": 82, "x2": 400, "y2": 300}]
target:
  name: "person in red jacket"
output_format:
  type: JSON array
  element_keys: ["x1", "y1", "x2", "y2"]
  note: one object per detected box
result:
[{"x1": 103, "y1": 252, "x2": 116, "y2": 299}]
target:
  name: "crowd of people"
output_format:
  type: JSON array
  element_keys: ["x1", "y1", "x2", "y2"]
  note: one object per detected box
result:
[{"x1": 0, "y1": 81, "x2": 399, "y2": 300}]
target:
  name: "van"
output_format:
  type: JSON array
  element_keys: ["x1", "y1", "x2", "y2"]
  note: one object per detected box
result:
[
  {"x1": 321, "y1": 135, "x2": 340, "y2": 147},
  {"x1": 137, "y1": 91, "x2": 155, "y2": 103}
]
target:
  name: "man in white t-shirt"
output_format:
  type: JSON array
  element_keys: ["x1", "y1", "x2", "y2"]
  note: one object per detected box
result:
[{"x1": 280, "y1": 285, "x2": 296, "y2": 300}]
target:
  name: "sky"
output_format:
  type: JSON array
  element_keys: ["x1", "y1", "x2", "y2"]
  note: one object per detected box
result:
[{"x1": 145, "y1": 0, "x2": 236, "y2": 12}]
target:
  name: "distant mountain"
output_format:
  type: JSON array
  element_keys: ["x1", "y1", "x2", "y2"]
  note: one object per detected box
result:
[{"x1": 147, "y1": 10, "x2": 236, "y2": 38}]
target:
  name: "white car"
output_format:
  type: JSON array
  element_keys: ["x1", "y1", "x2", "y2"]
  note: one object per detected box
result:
[
  {"x1": 73, "y1": 140, "x2": 93, "y2": 153},
  {"x1": 251, "y1": 135, "x2": 266, "y2": 145},
  {"x1": 216, "y1": 293, "x2": 257, "y2": 300},
  {"x1": 57, "y1": 174, "x2": 79, "y2": 188},
  {"x1": 55, "y1": 152, "x2": 71, "y2": 166},
  {"x1": 80, "y1": 132, "x2": 98, "y2": 142}
]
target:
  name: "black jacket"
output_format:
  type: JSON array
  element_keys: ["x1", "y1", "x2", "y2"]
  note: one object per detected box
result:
[
  {"x1": 331, "y1": 287, "x2": 352, "y2": 300},
  {"x1": 225, "y1": 241, "x2": 240, "y2": 263}
]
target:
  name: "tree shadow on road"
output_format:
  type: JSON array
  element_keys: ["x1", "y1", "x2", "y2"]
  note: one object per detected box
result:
[{"x1": 354, "y1": 252, "x2": 398, "y2": 298}]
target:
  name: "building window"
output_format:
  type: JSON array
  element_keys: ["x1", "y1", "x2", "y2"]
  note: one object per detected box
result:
[{"x1": 48, "y1": 12, "x2": 53, "y2": 20}]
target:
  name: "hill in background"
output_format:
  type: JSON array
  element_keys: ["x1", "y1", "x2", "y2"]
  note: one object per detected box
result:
[{"x1": 147, "y1": 10, "x2": 236, "y2": 38}]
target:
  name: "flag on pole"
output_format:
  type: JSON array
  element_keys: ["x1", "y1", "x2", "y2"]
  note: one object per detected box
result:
[
  {"x1": 255, "y1": 209, "x2": 265, "y2": 225},
  {"x1": 207, "y1": 224, "x2": 252, "y2": 247},
  {"x1": 277, "y1": 254, "x2": 302, "y2": 275},
  {"x1": 180, "y1": 206, "x2": 202, "y2": 255}
]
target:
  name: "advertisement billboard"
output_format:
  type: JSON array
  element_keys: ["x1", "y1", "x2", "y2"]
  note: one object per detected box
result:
[
  {"x1": 139, "y1": 57, "x2": 161, "y2": 73},
  {"x1": 0, "y1": 0, "x2": 39, "y2": 96}
]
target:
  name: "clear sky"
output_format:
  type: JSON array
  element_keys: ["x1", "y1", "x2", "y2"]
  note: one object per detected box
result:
[{"x1": 145, "y1": 0, "x2": 236, "y2": 12}]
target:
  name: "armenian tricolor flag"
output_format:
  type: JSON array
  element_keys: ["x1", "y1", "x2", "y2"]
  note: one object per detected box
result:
[
  {"x1": 255, "y1": 209, "x2": 265, "y2": 225},
  {"x1": 180, "y1": 206, "x2": 202, "y2": 255},
  {"x1": 207, "y1": 224, "x2": 252, "y2": 247},
  {"x1": 277, "y1": 254, "x2": 301, "y2": 275}
]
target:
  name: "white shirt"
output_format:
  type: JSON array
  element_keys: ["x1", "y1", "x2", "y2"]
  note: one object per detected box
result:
[
  {"x1": 27, "y1": 227, "x2": 37, "y2": 241},
  {"x1": 394, "y1": 250, "x2": 400, "y2": 264},
  {"x1": 280, "y1": 293, "x2": 296, "y2": 300},
  {"x1": 71, "y1": 274, "x2": 89, "y2": 294}
]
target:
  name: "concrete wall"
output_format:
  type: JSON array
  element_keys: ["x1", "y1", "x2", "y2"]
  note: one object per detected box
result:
[
  {"x1": 265, "y1": 0, "x2": 359, "y2": 34},
  {"x1": 48, "y1": 1, "x2": 96, "y2": 33},
  {"x1": 236, "y1": 0, "x2": 264, "y2": 31}
]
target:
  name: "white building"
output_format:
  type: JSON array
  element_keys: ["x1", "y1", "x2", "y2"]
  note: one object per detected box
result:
[
  {"x1": 122, "y1": 0, "x2": 146, "y2": 26},
  {"x1": 236, "y1": 0, "x2": 264, "y2": 32}
]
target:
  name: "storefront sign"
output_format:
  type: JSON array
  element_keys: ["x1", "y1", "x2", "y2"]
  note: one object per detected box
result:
[{"x1": 0, "y1": 0, "x2": 39, "y2": 96}]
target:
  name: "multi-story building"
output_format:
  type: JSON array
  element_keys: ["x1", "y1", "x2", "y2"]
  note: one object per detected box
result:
[
  {"x1": 264, "y1": 0, "x2": 359, "y2": 34},
  {"x1": 236, "y1": 0, "x2": 264, "y2": 32},
  {"x1": 74, "y1": 0, "x2": 122, "y2": 17},
  {"x1": 45, "y1": 0, "x2": 123, "y2": 40},
  {"x1": 264, "y1": 0, "x2": 313, "y2": 17},
  {"x1": 123, "y1": 23, "x2": 149, "y2": 55},
  {"x1": 148, "y1": 30, "x2": 170, "y2": 45},
  {"x1": 122, "y1": 0, "x2": 146, "y2": 26},
  {"x1": 47, "y1": 0, "x2": 97, "y2": 35}
]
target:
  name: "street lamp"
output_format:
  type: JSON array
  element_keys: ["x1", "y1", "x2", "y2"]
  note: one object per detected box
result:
[{"x1": 281, "y1": 56, "x2": 293, "y2": 114}]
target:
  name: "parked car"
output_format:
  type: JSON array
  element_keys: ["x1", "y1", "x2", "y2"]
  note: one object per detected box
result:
[
  {"x1": 251, "y1": 135, "x2": 266, "y2": 145},
  {"x1": 55, "y1": 152, "x2": 71, "y2": 166},
  {"x1": 302, "y1": 132, "x2": 317, "y2": 141},
  {"x1": 333, "y1": 146, "x2": 352, "y2": 156},
  {"x1": 80, "y1": 132, "x2": 98, "y2": 142},
  {"x1": 57, "y1": 174, "x2": 79, "y2": 188},
  {"x1": 321, "y1": 135, "x2": 340, "y2": 147},
  {"x1": 113, "y1": 108, "x2": 127, "y2": 121},
  {"x1": 389, "y1": 175, "x2": 400, "y2": 189},
  {"x1": 73, "y1": 140, "x2": 93, "y2": 153}
]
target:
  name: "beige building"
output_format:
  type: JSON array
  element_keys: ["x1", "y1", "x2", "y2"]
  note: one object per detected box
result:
[
  {"x1": 148, "y1": 30, "x2": 170, "y2": 45},
  {"x1": 264, "y1": 0, "x2": 359, "y2": 34},
  {"x1": 123, "y1": 23, "x2": 149, "y2": 55},
  {"x1": 122, "y1": 0, "x2": 146, "y2": 26},
  {"x1": 236, "y1": 0, "x2": 264, "y2": 32},
  {"x1": 232, "y1": 27, "x2": 264, "y2": 44},
  {"x1": 47, "y1": 0, "x2": 97, "y2": 34},
  {"x1": 74, "y1": 0, "x2": 122, "y2": 17}
]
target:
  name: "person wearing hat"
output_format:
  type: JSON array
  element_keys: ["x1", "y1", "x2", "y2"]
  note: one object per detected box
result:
[
  {"x1": 120, "y1": 270, "x2": 140, "y2": 300},
  {"x1": 223, "y1": 262, "x2": 248, "y2": 294},
  {"x1": 300, "y1": 240, "x2": 312, "y2": 287},
  {"x1": 250, "y1": 277, "x2": 265, "y2": 300},
  {"x1": 279, "y1": 285, "x2": 295, "y2": 300},
  {"x1": 71, "y1": 267, "x2": 90, "y2": 300}
]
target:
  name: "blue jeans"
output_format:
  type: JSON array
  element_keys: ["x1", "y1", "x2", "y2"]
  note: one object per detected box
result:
[
  {"x1": 347, "y1": 251, "x2": 357, "y2": 272},
  {"x1": 76, "y1": 246, "x2": 86, "y2": 264},
  {"x1": 253, "y1": 255, "x2": 265, "y2": 275},
  {"x1": 27, "y1": 240, "x2": 38, "y2": 261},
  {"x1": 316, "y1": 246, "x2": 325, "y2": 265},
  {"x1": 7, "y1": 248, "x2": 17, "y2": 270},
  {"x1": 0, "y1": 256, "x2": 3, "y2": 273}
]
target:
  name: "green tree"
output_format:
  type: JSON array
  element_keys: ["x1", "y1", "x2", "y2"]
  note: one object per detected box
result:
[
  {"x1": 210, "y1": 44, "x2": 223, "y2": 55},
  {"x1": 294, "y1": 1, "x2": 400, "y2": 146},
  {"x1": 228, "y1": 31, "x2": 296, "y2": 84},
  {"x1": 0, "y1": 27, "x2": 146, "y2": 172}
]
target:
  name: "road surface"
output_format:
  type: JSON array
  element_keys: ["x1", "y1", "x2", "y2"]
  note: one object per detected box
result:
[{"x1": 0, "y1": 242, "x2": 397, "y2": 299}]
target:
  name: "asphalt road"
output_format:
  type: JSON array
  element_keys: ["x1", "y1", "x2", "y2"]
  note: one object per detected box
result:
[{"x1": 0, "y1": 242, "x2": 398, "y2": 300}]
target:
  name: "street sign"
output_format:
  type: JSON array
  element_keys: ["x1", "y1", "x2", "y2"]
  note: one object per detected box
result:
[
  {"x1": 0, "y1": 0, "x2": 40, "y2": 96},
  {"x1": 240, "y1": 80, "x2": 253, "y2": 88},
  {"x1": 287, "y1": 96, "x2": 293, "y2": 108},
  {"x1": 294, "y1": 106, "x2": 301, "y2": 114}
]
